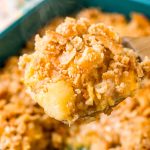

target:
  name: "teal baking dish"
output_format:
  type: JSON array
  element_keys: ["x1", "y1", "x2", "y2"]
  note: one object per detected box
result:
[{"x1": 0, "y1": 0, "x2": 150, "y2": 64}]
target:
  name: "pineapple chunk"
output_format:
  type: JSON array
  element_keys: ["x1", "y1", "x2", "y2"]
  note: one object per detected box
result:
[
  {"x1": 121, "y1": 71, "x2": 139, "y2": 97},
  {"x1": 35, "y1": 81, "x2": 76, "y2": 122}
]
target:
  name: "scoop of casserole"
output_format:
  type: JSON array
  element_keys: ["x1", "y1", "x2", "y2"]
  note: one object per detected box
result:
[{"x1": 19, "y1": 17, "x2": 148, "y2": 124}]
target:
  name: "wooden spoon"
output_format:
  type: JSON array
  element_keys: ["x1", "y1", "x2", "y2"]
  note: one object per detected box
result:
[{"x1": 122, "y1": 36, "x2": 150, "y2": 59}]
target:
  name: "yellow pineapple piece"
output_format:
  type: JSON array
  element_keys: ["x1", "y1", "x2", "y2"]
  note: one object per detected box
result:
[{"x1": 34, "y1": 81, "x2": 76, "y2": 122}]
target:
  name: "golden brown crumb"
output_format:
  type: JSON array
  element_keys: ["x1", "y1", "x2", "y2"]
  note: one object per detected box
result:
[{"x1": 19, "y1": 17, "x2": 148, "y2": 124}]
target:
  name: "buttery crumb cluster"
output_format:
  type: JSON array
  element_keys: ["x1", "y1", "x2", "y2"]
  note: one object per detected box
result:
[{"x1": 19, "y1": 17, "x2": 148, "y2": 123}]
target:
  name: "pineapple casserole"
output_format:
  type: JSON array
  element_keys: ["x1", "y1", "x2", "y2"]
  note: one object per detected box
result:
[
  {"x1": 19, "y1": 17, "x2": 149, "y2": 124},
  {"x1": 0, "y1": 8, "x2": 150, "y2": 150}
]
